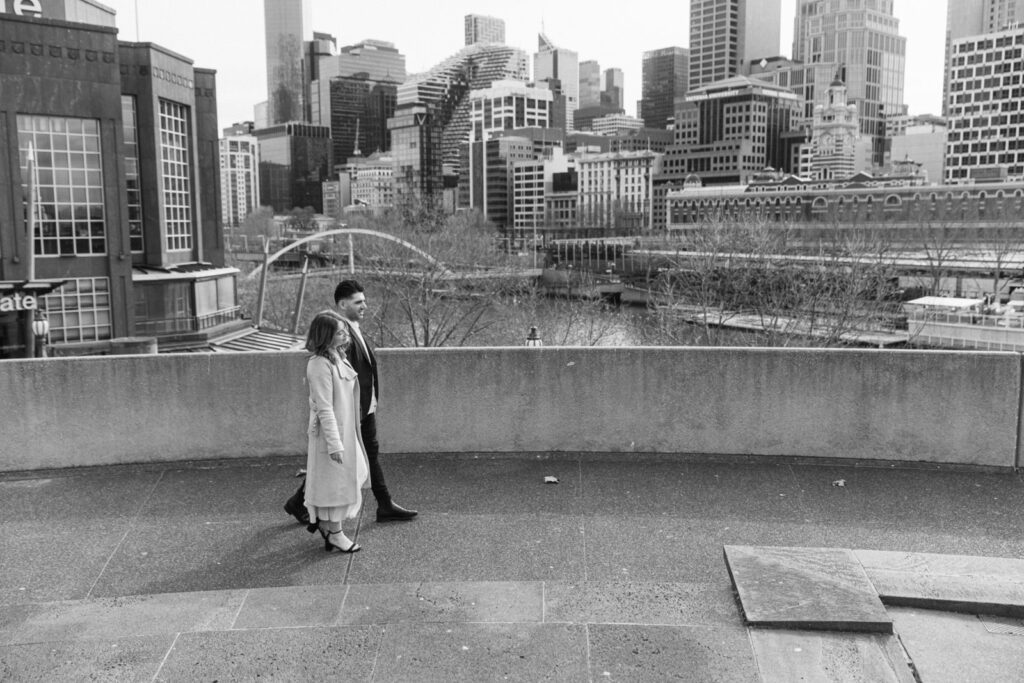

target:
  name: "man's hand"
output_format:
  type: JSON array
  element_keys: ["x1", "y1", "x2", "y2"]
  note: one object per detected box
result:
[{"x1": 329, "y1": 450, "x2": 343, "y2": 464}]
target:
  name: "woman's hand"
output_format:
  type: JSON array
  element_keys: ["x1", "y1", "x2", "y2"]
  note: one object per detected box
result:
[{"x1": 329, "y1": 450, "x2": 343, "y2": 464}]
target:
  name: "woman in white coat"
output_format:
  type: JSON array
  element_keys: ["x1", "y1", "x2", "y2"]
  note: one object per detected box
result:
[{"x1": 303, "y1": 311, "x2": 370, "y2": 553}]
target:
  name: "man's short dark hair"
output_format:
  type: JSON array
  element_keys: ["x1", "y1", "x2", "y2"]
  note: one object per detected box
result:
[{"x1": 334, "y1": 280, "x2": 364, "y2": 304}]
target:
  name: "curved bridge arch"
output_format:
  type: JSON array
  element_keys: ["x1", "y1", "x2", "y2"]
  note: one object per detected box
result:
[{"x1": 245, "y1": 228, "x2": 453, "y2": 280}]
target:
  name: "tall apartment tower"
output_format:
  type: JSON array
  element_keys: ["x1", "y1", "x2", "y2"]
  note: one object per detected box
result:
[
  {"x1": 465, "y1": 14, "x2": 505, "y2": 45},
  {"x1": 640, "y1": 47, "x2": 689, "y2": 130},
  {"x1": 264, "y1": 0, "x2": 312, "y2": 125},
  {"x1": 946, "y1": 25, "x2": 1024, "y2": 183},
  {"x1": 534, "y1": 33, "x2": 579, "y2": 132},
  {"x1": 689, "y1": 0, "x2": 782, "y2": 90},
  {"x1": 220, "y1": 124, "x2": 261, "y2": 229},
  {"x1": 792, "y1": 0, "x2": 906, "y2": 166},
  {"x1": 944, "y1": 0, "x2": 1024, "y2": 116},
  {"x1": 603, "y1": 68, "x2": 624, "y2": 109},
  {"x1": 580, "y1": 60, "x2": 602, "y2": 108}
]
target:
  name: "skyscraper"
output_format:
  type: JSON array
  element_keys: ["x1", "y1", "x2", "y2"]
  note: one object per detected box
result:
[
  {"x1": 640, "y1": 46, "x2": 689, "y2": 130},
  {"x1": 792, "y1": 0, "x2": 906, "y2": 166},
  {"x1": 264, "y1": 0, "x2": 312, "y2": 125},
  {"x1": 580, "y1": 60, "x2": 602, "y2": 108},
  {"x1": 602, "y1": 68, "x2": 624, "y2": 109},
  {"x1": 465, "y1": 14, "x2": 505, "y2": 45},
  {"x1": 534, "y1": 33, "x2": 579, "y2": 132},
  {"x1": 689, "y1": 0, "x2": 782, "y2": 89},
  {"x1": 943, "y1": 0, "x2": 1024, "y2": 115},
  {"x1": 220, "y1": 124, "x2": 261, "y2": 229}
]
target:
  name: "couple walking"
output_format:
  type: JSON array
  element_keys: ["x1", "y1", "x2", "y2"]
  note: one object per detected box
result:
[{"x1": 284, "y1": 280, "x2": 416, "y2": 553}]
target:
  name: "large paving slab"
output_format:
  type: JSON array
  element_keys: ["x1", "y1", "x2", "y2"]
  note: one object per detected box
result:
[
  {"x1": 345, "y1": 512, "x2": 586, "y2": 584},
  {"x1": 587, "y1": 623, "x2": 759, "y2": 682},
  {"x1": 724, "y1": 545, "x2": 892, "y2": 633},
  {"x1": 542, "y1": 581, "x2": 741, "y2": 627},
  {"x1": 371, "y1": 622, "x2": 589, "y2": 682},
  {"x1": 857, "y1": 550, "x2": 1024, "y2": 617},
  {"x1": 891, "y1": 607, "x2": 1024, "y2": 683},
  {"x1": 337, "y1": 580, "x2": 543, "y2": 625},
  {"x1": 0, "y1": 589, "x2": 246, "y2": 645},
  {"x1": 0, "y1": 634, "x2": 175, "y2": 682},
  {"x1": 154, "y1": 625, "x2": 383, "y2": 681},
  {"x1": 748, "y1": 629, "x2": 916, "y2": 683}
]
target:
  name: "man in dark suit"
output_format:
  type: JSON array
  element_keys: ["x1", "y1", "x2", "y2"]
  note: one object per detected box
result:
[{"x1": 285, "y1": 280, "x2": 417, "y2": 524}]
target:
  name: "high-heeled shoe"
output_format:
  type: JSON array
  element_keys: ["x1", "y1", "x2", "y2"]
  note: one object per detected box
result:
[{"x1": 321, "y1": 528, "x2": 361, "y2": 553}]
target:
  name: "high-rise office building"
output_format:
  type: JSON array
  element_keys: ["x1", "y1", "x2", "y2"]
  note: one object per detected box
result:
[
  {"x1": 534, "y1": 33, "x2": 579, "y2": 132},
  {"x1": 580, "y1": 60, "x2": 602, "y2": 108},
  {"x1": 393, "y1": 42, "x2": 529, "y2": 192},
  {"x1": 640, "y1": 47, "x2": 689, "y2": 130},
  {"x1": 689, "y1": 0, "x2": 782, "y2": 90},
  {"x1": 264, "y1": 0, "x2": 312, "y2": 125},
  {"x1": 943, "y1": 0, "x2": 1024, "y2": 116},
  {"x1": 946, "y1": 25, "x2": 1024, "y2": 183},
  {"x1": 328, "y1": 78, "x2": 398, "y2": 164},
  {"x1": 465, "y1": 13, "x2": 506, "y2": 45},
  {"x1": 792, "y1": 0, "x2": 906, "y2": 166},
  {"x1": 470, "y1": 80, "x2": 554, "y2": 142},
  {"x1": 312, "y1": 39, "x2": 406, "y2": 127},
  {"x1": 254, "y1": 123, "x2": 332, "y2": 212},
  {"x1": 602, "y1": 68, "x2": 624, "y2": 109},
  {"x1": 220, "y1": 125, "x2": 261, "y2": 229}
]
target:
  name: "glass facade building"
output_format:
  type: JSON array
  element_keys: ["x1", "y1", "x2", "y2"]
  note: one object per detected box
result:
[
  {"x1": 464, "y1": 14, "x2": 505, "y2": 45},
  {"x1": 690, "y1": 0, "x2": 782, "y2": 89},
  {"x1": 640, "y1": 47, "x2": 689, "y2": 130},
  {"x1": 264, "y1": 0, "x2": 312, "y2": 125}
]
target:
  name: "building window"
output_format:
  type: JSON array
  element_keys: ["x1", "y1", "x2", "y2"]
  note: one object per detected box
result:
[
  {"x1": 17, "y1": 115, "x2": 106, "y2": 257},
  {"x1": 159, "y1": 100, "x2": 193, "y2": 252},
  {"x1": 122, "y1": 96, "x2": 145, "y2": 253},
  {"x1": 41, "y1": 277, "x2": 112, "y2": 343}
]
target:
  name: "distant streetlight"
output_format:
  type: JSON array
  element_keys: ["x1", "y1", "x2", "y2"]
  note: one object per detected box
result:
[
  {"x1": 32, "y1": 310, "x2": 50, "y2": 358},
  {"x1": 525, "y1": 326, "x2": 542, "y2": 347}
]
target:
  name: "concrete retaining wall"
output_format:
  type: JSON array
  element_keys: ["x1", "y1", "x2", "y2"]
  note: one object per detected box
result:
[{"x1": 1, "y1": 348, "x2": 1020, "y2": 471}]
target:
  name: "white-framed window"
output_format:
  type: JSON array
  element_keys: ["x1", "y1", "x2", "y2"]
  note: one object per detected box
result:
[
  {"x1": 17, "y1": 115, "x2": 106, "y2": 257},
  {"x1": 159, "y1": 100, "x2": 193, "y2": 252},
  {"x1": 42, "y1": 277, "x2": 112, "y2": 343}
]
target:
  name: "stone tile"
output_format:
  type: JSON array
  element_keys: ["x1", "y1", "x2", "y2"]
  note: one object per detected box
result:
[
  {"x1": 580, "y1": 461, "x2": 805, "y2": 521},
  {"x1": 583, "y1": 516, "x2": 825, "y2": 583},
  {"x1": 0, "y1": 526, "x2": 128, "y2": 605},
  {"x1": 0, "y1": 469, "x2": 162, "y2": 532},
  {"x1": 346, "y1": 513, "x2": 585, "y2": 584},
  {"x1": 543, "y1": 581, "x2": 741, "y2": 627},
  {"x1": 154, "y1": 626, "x2": 382, "y2": 681},
  {"x1": 138, "y1": 463, "x2": 303, "y2": 520},
  {"x1": 866, "y1": 569, "x2": 1024, "y2": 617},
  {"x1": 790, "y1": 466, "x2": 1024, "y2": 533},
  {"x1": 229, "y1": 584, "x2": 347, "y2": 629},
  {"x1": 380, "y1": 456, "x2": 582, "y2": 515},
  {"x1": 724, "y1": 546, "x2": 891, "y2": 633},
  {"x1": 338, "y1": 581, "x2": 542, "y2": 625},
  {"x1": 0, "y1": 634, "x2": 174, "y2": 682},
  {"x1": 372, "y1": 622, "x2": 588, "y2": 682},
  {"x1": 891, "y1": 608, "x2": 1024, "y2": 683},
  {"x1": 855, "y1": 549, "x2": 1024, "y2": 581},
  {"x1": 587, "y1": 624, "x2": 759, "y2": 682},
  {"x1": 748, "y1": 629, "x2": 916, "y2": 683},
  {"x1": 1, "y1": 589, "x2": 247, "y2": 645},
  {"x1": 86, "y1": 515, "x2": 358, "y2": 598}
]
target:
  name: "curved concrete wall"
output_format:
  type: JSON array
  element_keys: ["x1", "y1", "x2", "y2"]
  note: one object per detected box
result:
[{"x1": 0, "y1": 348, "x2": 1020, "y2": 471}]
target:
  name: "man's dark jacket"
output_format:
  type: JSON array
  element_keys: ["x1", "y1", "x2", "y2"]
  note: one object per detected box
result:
[{"x1": 344, "y1": 322, "x2": 378, "y2": 419}]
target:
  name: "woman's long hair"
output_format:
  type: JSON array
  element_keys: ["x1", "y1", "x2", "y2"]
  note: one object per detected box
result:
[{"x1": 305, "y1": 310, "x2": 349, "y2": 359}]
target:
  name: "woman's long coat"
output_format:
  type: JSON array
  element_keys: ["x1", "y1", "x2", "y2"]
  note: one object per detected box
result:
[{"x1": 303, "y1": 354, "x2": 369, "y2": 520}]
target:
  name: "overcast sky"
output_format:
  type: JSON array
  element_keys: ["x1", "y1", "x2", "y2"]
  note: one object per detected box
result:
[{"x1": 99, "y1": 0, "x2": 946, "y2": 131}]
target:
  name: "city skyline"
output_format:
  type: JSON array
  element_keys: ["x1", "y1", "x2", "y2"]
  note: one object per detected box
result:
[{"x1": 100, "y1": 0, "x2": 945, "y2": 131}]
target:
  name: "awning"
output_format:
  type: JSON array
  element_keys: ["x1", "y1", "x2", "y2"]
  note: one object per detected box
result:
[
  {"x1": 904, "y1": 296, "x2": 985, "y2": 310},
  {"x1": 209, "y1": 327, "x2": 305, "y2": 353},
  {"x1": 0, "y1": 279, "x2": 67, "y2": 295}
]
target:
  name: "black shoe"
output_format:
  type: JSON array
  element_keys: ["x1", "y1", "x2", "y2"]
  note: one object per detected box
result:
[
  {"x1": 321, "y1": 529, "x2": 361, "y2": 553},
  {"x1": 284, "y1": 500, "x2": 310, "y2": 526},
  {"x1": 377, "y1": 501, "x2": 418, "y2": 522}
]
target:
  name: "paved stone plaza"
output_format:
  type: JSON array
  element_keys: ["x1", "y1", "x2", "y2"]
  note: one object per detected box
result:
[{"x1": 1, "y1": 454, "x2": 1023, "y2": 681}]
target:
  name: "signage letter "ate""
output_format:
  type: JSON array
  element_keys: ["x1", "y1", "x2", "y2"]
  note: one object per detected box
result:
[{"x1": 0, "y1": 0, "x2": 44, "y2": 18}]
